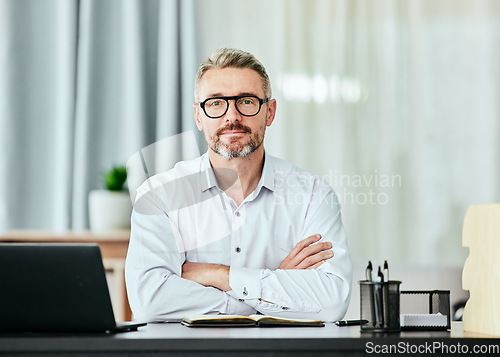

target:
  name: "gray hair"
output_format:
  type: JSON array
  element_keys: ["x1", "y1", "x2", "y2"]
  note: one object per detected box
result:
[{"x1": 194, "y1": 48, "x2": 272, "y2": 101}]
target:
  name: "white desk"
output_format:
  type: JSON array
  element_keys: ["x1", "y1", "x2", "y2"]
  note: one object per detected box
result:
[{"x1": 0, "y1": 322, "x2": 498, "y2": 356}]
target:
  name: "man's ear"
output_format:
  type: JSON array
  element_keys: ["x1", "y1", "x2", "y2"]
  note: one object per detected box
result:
[
  {"x1": 193, "y1": 104, "x2": 203, "y2": 131},
  {"x1": 266, "y1": 99, "x2": 277, "y2": 127}
]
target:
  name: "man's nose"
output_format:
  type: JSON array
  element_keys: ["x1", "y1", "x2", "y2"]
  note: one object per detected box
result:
[{"x1": 224, "y1": 100, "x2": 242, "y2": 122}]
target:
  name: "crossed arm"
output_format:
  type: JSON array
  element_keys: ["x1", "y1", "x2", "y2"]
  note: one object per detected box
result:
[
  {"x1": 126, "y1": 181, "x2": 351, "y2": 322},
  {"x1": 182, "y1": 234, "x2": 333, "y2": 293}
]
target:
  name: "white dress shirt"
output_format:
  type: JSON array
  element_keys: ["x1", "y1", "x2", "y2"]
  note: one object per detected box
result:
[{"x1": 125, "y1": 152, "x2": 352, "y2": 322}]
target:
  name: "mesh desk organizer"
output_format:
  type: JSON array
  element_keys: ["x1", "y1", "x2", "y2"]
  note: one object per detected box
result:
[
  {"x1": 360, "y1": 282, "x2": 451, "y2": 332},
  {"x1": 399, "y1": 290, "x2": 451, "y2": 331}
]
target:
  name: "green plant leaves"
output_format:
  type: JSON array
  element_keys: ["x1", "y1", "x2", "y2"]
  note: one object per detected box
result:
[{"x1": 105, "y1": 166, "x2": 127, "y2": 191}]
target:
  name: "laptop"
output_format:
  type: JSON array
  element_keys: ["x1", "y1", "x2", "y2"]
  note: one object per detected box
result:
[{"x1": 0, "y1": 243, "x2": 146, "y2": 333}]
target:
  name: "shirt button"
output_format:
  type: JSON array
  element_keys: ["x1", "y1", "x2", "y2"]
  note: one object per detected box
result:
[
  {"x1": 235, "y1": 247, "x2": 241, "y2": 253},
  {"x1": 235, "y1": 211, "x2": 241, "y2": 217}
]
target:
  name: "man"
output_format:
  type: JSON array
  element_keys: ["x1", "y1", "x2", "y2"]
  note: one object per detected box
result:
[{"x1": 125, "y1": 48, "x2": 351, "y2": 322}]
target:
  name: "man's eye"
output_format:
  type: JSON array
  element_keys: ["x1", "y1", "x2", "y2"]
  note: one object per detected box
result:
[
  {"x1": 239, "y1": 98, "x2": 255, "y2": 105},
  {"x1": 209, "y1": 100, "x2": 222, "y2": 106}
]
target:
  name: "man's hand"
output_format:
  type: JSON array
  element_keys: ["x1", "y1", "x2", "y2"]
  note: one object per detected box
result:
[
  {"x1": 182, "y1": 234, "x2": 331, "y2": 291},
  {"x1": 181, "y1": 261, "x2": 231, "y2": 291},
  {"x1": 278, "y1": 234, "x2": 333, "y2": 270}
]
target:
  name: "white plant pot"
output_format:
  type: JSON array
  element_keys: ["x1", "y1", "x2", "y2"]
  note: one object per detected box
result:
[{"x1": 89, "y1": 190, "x2": 132, "y2": 233}]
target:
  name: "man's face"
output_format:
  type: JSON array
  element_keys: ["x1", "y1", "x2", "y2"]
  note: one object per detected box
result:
[{"x1": 194, "y1": 67, "x2": 276, "y2": 159}]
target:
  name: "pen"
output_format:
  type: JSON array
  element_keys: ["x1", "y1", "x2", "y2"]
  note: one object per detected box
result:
[
  {"x1": 374, "y1": 266, "x2": 385, "y2": 327},
  {"x1": 336, "y1": 319, "x2": 369, "y2": 327},
  {"x1": 365, "y1": 261, "x2": 373, "y2": 282},
  {"x1": 377, "y1": 266, "x2": 384, "y2": 283},
  {"x1": 366, "y1": 260, "x2": 376, "y2": 327},
  {"x1": 383, "y1": 260, "x2": 389, "y2": 282}
]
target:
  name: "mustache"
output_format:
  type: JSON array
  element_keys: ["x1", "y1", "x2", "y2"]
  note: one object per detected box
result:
[{"x1": 216, "y1": 123, "x2": 251, "y2": 136}]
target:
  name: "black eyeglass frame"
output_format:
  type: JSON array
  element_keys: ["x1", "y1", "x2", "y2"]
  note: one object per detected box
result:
[{"x1": 197, "y1": 95, "x2": 270, "y2": 119}]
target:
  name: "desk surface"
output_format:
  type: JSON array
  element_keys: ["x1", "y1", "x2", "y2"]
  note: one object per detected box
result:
[{"x1": 1, "y1": 322, "x2": 498, "y2": 356}]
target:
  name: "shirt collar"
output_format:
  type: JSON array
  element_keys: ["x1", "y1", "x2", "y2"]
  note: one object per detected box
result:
[
  {"x1": 199, "y1": 151, "x2": 276, "y2": 193},
  {"x1": 260, "y1": 151, "x2": 276, "y2": 192},
  {"x1": 201, "y1": 152, "x2": 217, "y2": 192}
]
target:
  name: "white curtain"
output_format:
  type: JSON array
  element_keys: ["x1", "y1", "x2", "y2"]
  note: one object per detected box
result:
[
  {"x1": 0, "y1": 0, "x2": 201, "y2": 231},
  {"x1": 198, "y1": 0, "x2": 500, "y2": 265},
  {"x1": 2, "y1": 0, "x2": 499, "y2": 266}
]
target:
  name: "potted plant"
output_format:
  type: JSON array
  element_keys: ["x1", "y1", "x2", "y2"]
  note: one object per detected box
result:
[{"x1": 88, "y1": 166, "x2": 132, "y2": 233}]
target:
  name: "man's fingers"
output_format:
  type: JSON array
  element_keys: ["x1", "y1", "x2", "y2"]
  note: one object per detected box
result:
[
  {"x1": 278, "y1": 234, "x2": 334, "y2": 270},
  {"x1": 296, "y1": 234, "x2": 322, "y2": 252},
  {"x1": 279, "y1": 235, "x2": 319, "y2": 269},
  {"x1": 306, "y1": 260, "x2": 326, "y2": 270},
  {"x1": 288, "y1": 234, "x2": 322, "y2": 258},
  {"x1": 297, "y1": 249, "x2": 334, "y2": 269},
  {"x1": 294, "y1": 241, "x2": 332, "y2": 263}
]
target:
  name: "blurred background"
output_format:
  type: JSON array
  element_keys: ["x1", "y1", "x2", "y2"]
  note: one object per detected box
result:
[{"x1": 1, "y1": 0, "x2": 499, "y2": 272}]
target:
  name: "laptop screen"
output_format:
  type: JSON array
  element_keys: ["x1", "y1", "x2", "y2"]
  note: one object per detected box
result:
[{"x1": 0, "y1": 243, "x2": 117, "y2": 333}]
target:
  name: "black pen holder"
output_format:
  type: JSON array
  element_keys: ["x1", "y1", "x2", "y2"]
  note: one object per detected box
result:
[{"x1": 359, "y1": 280, "x2": 401, "y2": 333}]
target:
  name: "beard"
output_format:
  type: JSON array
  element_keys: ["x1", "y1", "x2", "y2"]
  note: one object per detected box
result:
[{"x1": 208, "y1": 122, "x2": 265, "y2": 159}]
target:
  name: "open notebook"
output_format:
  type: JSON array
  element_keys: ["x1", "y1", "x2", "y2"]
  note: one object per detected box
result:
[{"x1": 182, "y1": 314, "x2": 324, "y2": 327}]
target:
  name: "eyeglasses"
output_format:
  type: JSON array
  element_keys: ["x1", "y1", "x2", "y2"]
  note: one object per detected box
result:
[{"x1": 197, "y1": 95, "x2": 269, "y2": 119}]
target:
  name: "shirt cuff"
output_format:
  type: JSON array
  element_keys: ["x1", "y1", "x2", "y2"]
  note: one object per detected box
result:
[
  {"x1": 229, "y1": 266, "x2": 265, "y2": 299},
  {"x1": 224, "y1": 290, "x2": 258, "y2": 315}
]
